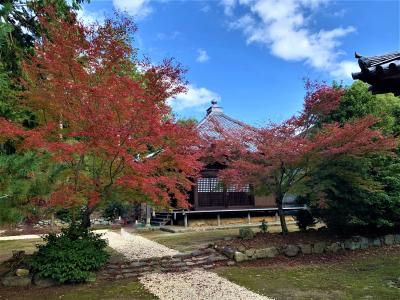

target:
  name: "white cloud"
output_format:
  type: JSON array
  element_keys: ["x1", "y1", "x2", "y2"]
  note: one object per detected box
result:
[
  {"x1": 76, "y1": 8, "x2": 105, "y2": 25},
  {"x1": 112, "y1": 0, "x2": 152, "y2": 19},
  {"x1": 221, "y1": 0, "x2": 237, "y2": 16},
  {"x1": 201, "y1": 4, "x2": 211, "y2": 13},
  {"x1": 168, "y1": 85, "x2": 221, "y2": 111},
  {"x1": 156, "y1": 31, "x2": 181, "y2": 41},
  {"x1": 224, "y1": 0, "x2": 356, "y2": 79},
  {"x1": 196, "y1": 49, "x2": 210, "y2": 63},
  {"x1": 330, "y1": 60, "x2": 359, "y2": 79}
]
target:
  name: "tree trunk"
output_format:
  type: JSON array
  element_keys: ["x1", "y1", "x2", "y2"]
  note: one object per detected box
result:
[
  {"x1": 81, "y1": 207, "x2": 92, "y2": 228},
  {"x1": 276, "y1": 195, "x2": 289, "y2": 234},
  {"x1": 50, "y1": 212, "x2": 55, "y2": 233}
]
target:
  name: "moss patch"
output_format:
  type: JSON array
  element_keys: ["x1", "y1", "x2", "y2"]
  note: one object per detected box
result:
[{"x1": 216, "y1": 248, "x2": 400, "y2": 300}]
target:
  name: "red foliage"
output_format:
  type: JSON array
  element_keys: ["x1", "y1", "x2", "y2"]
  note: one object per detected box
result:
[
  {"x1": 0, "y1": 9, "x2": 202, "y2": 211},
  {"x1": 209, "y1": 83, "x2": 397, "y2": 220}
]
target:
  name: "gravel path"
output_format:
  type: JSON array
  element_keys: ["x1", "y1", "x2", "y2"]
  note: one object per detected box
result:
[
  {"x1": 103, "y1": 229, "x2": 179, "y2": 260},
  {"x1": 140, "y1": 268, "x2": 272, "y2": 300},
  {"x1": 104, "y1": 229, "x2": 272, "y2": 300}
]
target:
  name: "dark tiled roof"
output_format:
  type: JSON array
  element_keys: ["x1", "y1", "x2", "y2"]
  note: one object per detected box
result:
[
  {"x1": 197, "y1": 102, "x2": 248, "y2": 138},
  {"x1": 352, "y1": 51, "x2": 400, "y2": 95},
  {"x1": 357, "y1": 52, "x2": 400, "y2": 70}
]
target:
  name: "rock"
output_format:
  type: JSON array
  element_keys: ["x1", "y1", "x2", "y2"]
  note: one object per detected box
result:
[
  {"x1": 394, "y1": 234, "x2": 400, "y2": 244},
  {"x1": 326, "y1": 242, "x2": 342, "y2": 253},
  {"x1": 239, "y1": 228, "x2": 255, "y2": 240},
  {"x1": 221, "y1": 247, "x2": 236, "y2": 259},
  {"x1": 298, "y1": 244, "x2": 312, "y2": 255},
  {"x1": 130, "y1": 261, "x2": 149, "y2": 268},
  {"x1": 191, "y1": 250, "x2": 204, "y2": 257},
  {"x1": 255, "y1": 247, "x2": 278, "y2": 259},
  {"x1": 283, "y1": 245, "x2": 299, "y2": 257},
  {"x1": 32, "y1": 274, "x2": 58, "y2": 288},
  {"x1": 172, "y1": 253, "x2": 192, "y2": 259},
  {"x1": 359, "y1": 236, "x2": 369, "y2": 249},
  {"x1": 227, "y1": 261, "x2": 236, "y2": 266},
  {"x1": 244, "y1": 248, "x2": 256, "y2": 258},
  {"x1": 202, "y1": 264, "x2": 215, "y2": 269},
  {"x1": 369, "y1": 238, "x2": 382, "y2": 247},
  {"x1": 15, "y1": 268, "x2": 29, "y2": 277},
  {"x1": 207, "y1": 255, "x2": 227, "y2": 263},
  {"x1": 384, "y1": 234, "x2": 395, "y2": 245},
  {"x1": 234, "y1": 251, "x2": 247, "y2": 262},
  {"x1": 312, "y1": 242, "x2": 326, "y2": 254},
  {"x1": 344, "y1": 238, "x2": 361, "y2": 250},
  {"x1": 1, "y1": 275, "x2": 31, "y2": 287},
  {"x1": 237, "y1": 245, "x2": 246, "y2": 253}
]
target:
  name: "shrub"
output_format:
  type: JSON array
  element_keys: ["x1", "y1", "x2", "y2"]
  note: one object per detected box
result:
[
  {"x1": 56, "y1": 207, "x2": 82, "y2": 223},
  {"x1": 295, "y1": 210, "x2": 317, "y2": 231},
  {"x1": 239, "y1": 227, "x2": 255, "y2": 240},
  {"x1": 259, "y1": 219, "x2": 268, "y2": 234},
  {"x1": 30, "y1": 224, "x2": 109, "y2": 283},
  {"x1": 102, "y1": 201, "x2": 128, "y2": 221}
]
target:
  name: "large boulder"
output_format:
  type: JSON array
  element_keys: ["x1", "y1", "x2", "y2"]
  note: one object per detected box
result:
[
  {"x1": 15, "y1": 269, "x2": 29, "y2": 277},
  {"x1": 221, "y1": 246, "x2": 236, "y2": 259},
  {"x1": 255, "y1": 247, "x2": 278, "y2": 259},
  {"x1": 369, "y1": 238, "x2": 382, "y2": 247},
  {"x1": 359, "y1": 237, "x2": 369, "y2": 249},
  {"x1": 326, "y1": 242, "x2": 342, "y2": 253},
  {"x1": 32, "y1": 274, "x2": 58, "y2": 288},
  {"x1": 245, "y1": 248, "x2": 256, "y2": 259},
  {"x1": 344, "y1": 238, "x2": 361, "y2": 250},
  {"x1": 283, "y1": 245, "x2": 299, "y2": 257},
  {"x1": 384, "y1": 234, "x2": 395, "y2": 245},
  {"x1": 312, "y1": 242, "x2": 326, "y2": 254},
  {"x1": 298, "y1": 244, "x2": 312, "y2": 255},
  {"x1": 1, "y1": 275, "x2": 31, "y2": 287},
  {"x1": 394, "y1": 234, "x2": 400, "y2": 245},
  {"x1": 234, "y1": 251, "x2": 247, "y2": 263}
]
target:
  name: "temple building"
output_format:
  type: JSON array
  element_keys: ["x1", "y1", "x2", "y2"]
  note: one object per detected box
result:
[
  {"x1": 352, "y1": 51, "x2": 400, "y2": 95},
  {"x1": 149, "y1": 101, "x2": 299, "y2": 227}
]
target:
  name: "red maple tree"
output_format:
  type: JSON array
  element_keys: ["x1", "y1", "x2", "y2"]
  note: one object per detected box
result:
[
  {"x1": 209, "y1": 82, "x2": 396, "y2": 233},
  {"x1": 0, "y1": 9, "x2": 202, "y2": 226}
]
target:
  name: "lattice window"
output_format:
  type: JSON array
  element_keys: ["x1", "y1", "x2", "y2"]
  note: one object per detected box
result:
[
  {"x1": 227, "y1": 184, "x2": 250, "y2": 192},
  {"x1": 197, "y1": 177, "x2": 223, "y2": 193}
]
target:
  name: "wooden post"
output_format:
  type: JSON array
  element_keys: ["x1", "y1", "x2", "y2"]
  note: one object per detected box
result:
[
  {"x1": 247, "y1": 212, "x2": 251, "y2": 224},
  {"x1": 146, "y1": 204, "x2": 151, "y2": 227},
  {"x1": 184, "y1": 214, "x2": 188, "y2": 228},
  {"x1": 217, "y1": 214, "x2": 221, "y2": 226}
]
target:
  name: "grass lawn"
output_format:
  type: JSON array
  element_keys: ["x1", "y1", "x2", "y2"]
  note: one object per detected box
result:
[
  {"x1": 0, "y1": 278, "x2": 157, "y2": 300},
  {"x1": 137, "y1": 224, "x2": 299, "y2": 252},
  {"x1": 0, "y1": 239, "x2": 42, "y2": 263},
  {"x1": 216, "y1": 247, "x2": 400, "y2": 300}
]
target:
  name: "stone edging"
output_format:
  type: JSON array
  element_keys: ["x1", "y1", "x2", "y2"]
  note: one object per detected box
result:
[
  {"x1": 101, "y1": 248, "x2": 228, "y2": 279},
  {"x1": 217, "y1": 234, "x2": 400, "y2": 262}
]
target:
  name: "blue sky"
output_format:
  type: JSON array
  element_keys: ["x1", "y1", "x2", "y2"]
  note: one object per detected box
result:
[{"x1": 79, "y1": 0, "x2": 400, "y2": 126}]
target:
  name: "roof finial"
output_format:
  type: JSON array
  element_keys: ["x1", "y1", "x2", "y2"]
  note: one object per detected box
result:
[{"x1": 206, "y1": 99, "x2": 223, "y2": 115}]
